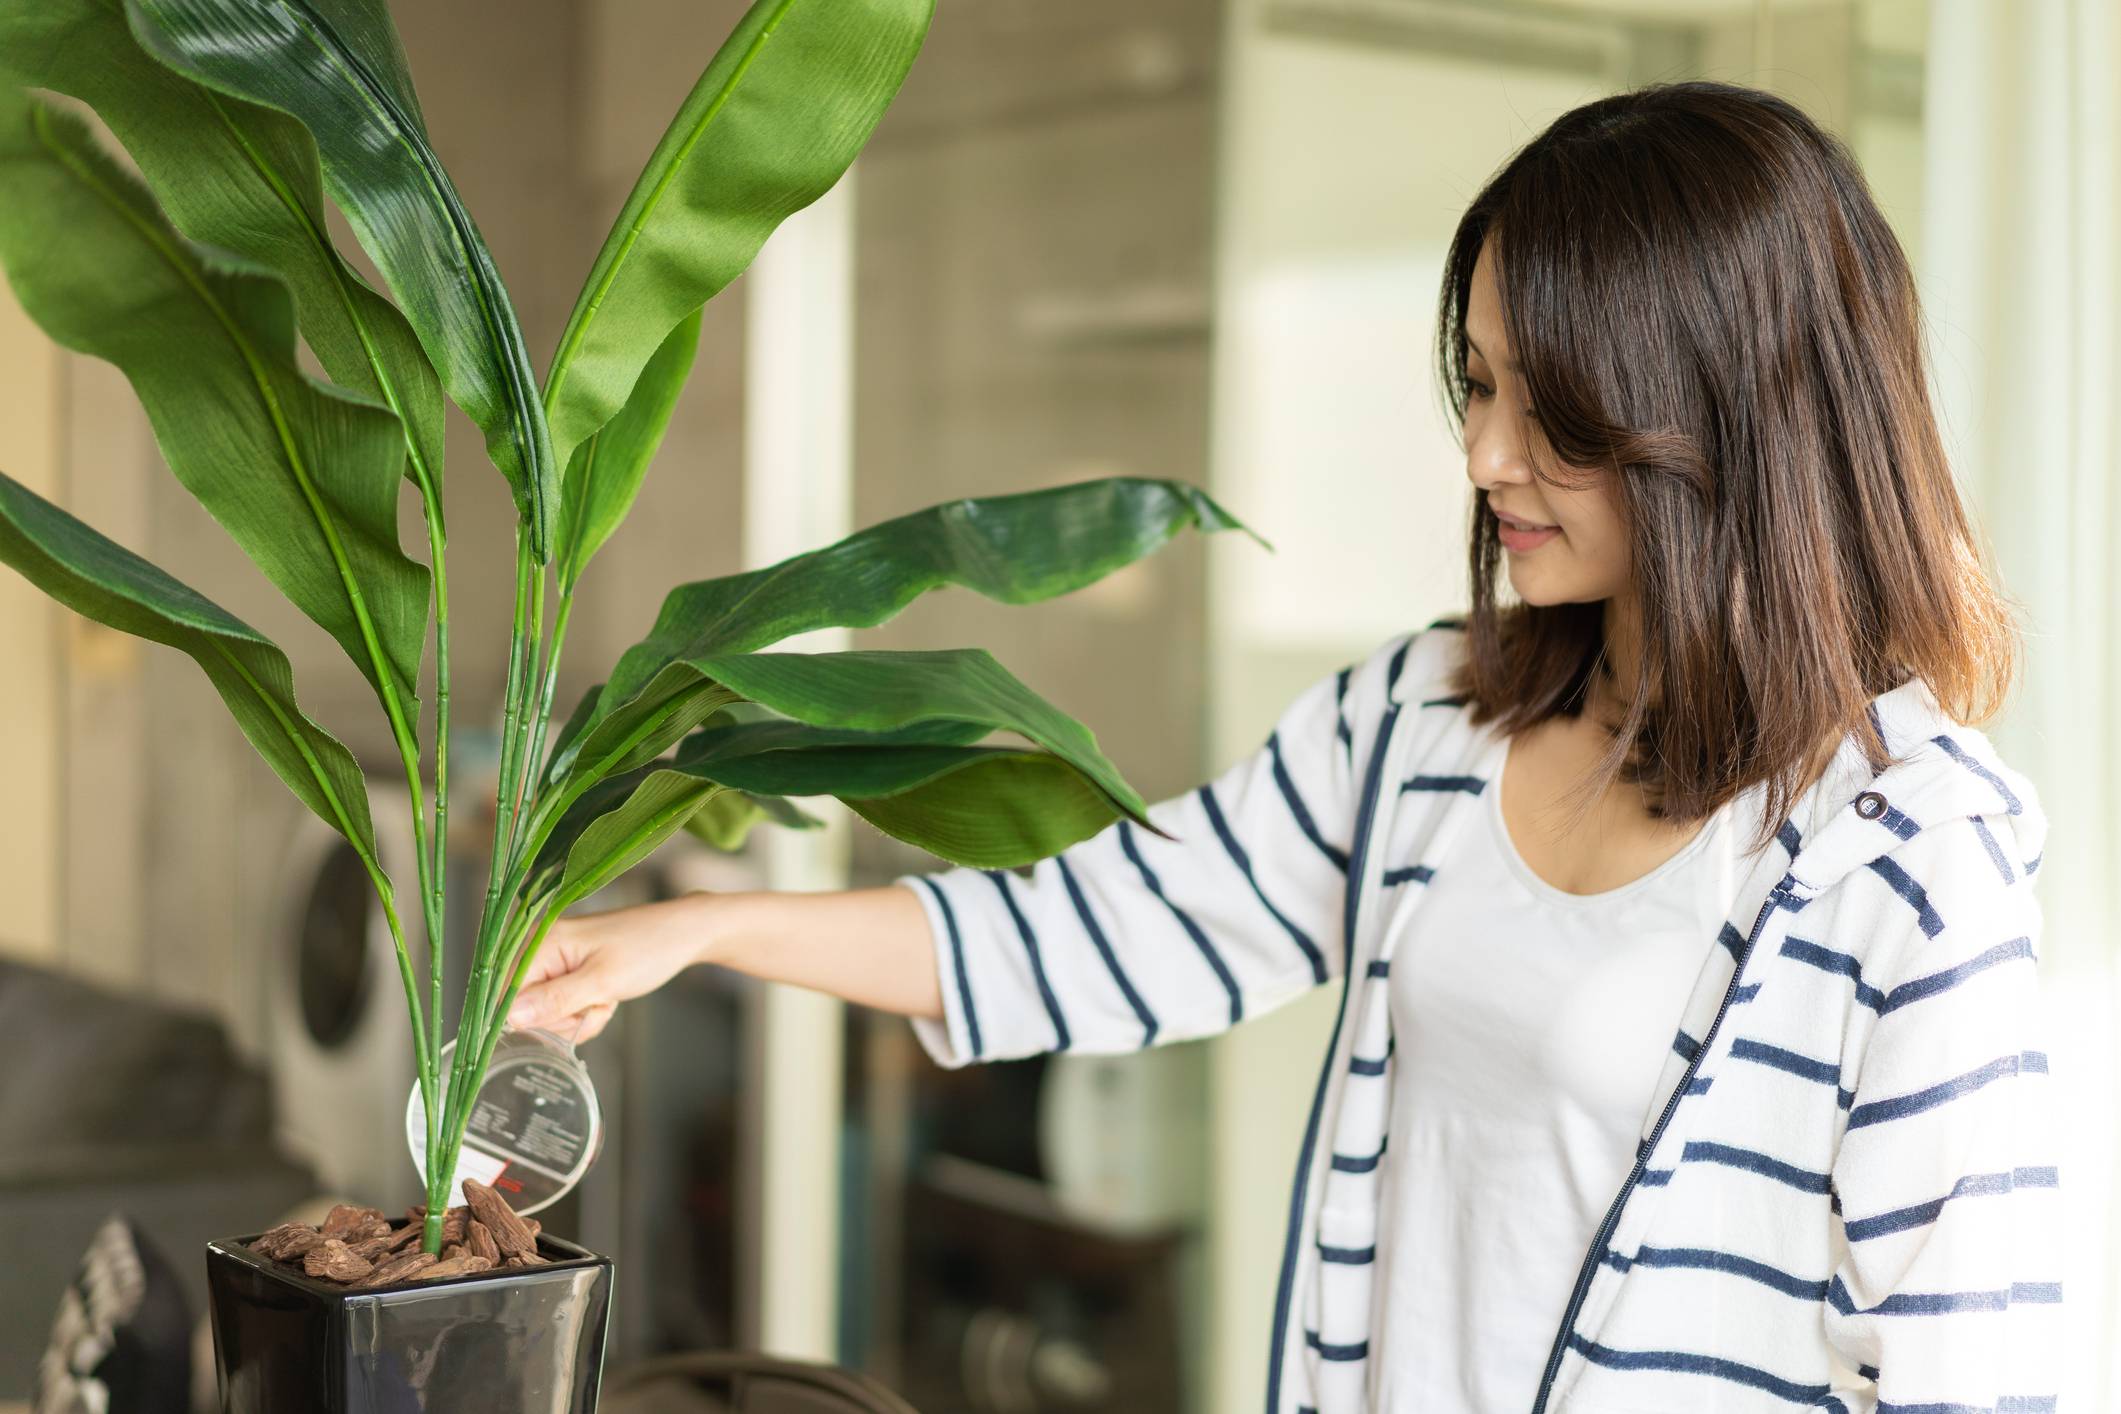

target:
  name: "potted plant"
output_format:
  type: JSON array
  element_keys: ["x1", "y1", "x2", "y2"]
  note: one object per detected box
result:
[{"x1": 0, "y1": 0, "x2": 1252, "y2": 1407}]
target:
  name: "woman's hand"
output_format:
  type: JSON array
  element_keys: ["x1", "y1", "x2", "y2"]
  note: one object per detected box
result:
[
  {"x1": 504, "y1": 884, "x2": 945, "y2": 1044},
  {"x1": 508, "y1": 894, "x2": 715, "y2": 1042}
]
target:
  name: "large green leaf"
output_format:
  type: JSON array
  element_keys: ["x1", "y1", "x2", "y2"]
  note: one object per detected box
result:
[
  {"x1": 678, "y1": 730, "x2": 1120, "y2": 868},
  {"x1": 681, "y1": 716, "x2": 993, "y2": 759},
  {"x1": 604, "y1": 713, "x2": 987, "y2": 846},
  {"x1": 0, "y1": 468, "x2": 380, "y2": 872},
  {"x1": 549, "y1": 770, "x2": 722, "y2": 906},
  {"x1": 537, "y1": 709, "x2": 953, "y2": 866},
  {"x1": 541, "y1": 681, "x2": 608, "y2": 787},
  {"x1": 541, "y1": 718, "x2": 1124, "y2": 899},
  {"x1": 530, "y1": 646, "x2": 1150, "y2": 886},
  {"x1": 686, "y1": 649, "x2": 1148, "y2": 821},
  {"x1": 844, "y1": 754, "x2": 1117, "y2": 868},
  {"x1": 0, "y1": 93, "x2": 428, "y2": 713},
  {"x1": 587, "y1": 478, "x2": 1254, "y2": 738},
  {"x1": 125, "y1": 0, "x2": 556, "y2": 556},
  {"x1": 0, "y1": 0, "x2": 445, "y2": 509},
  {"x1": 547, "y1": 669, "x2": 743, "y2": 795},
  {"x1": 553, "y1": 308, "x2": 699, "y2": 594},
  {"x1": 543, "y1": 0, "x2": 932, "y2": 474}
]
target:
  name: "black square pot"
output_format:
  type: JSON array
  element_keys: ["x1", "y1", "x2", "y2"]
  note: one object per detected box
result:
[{"x1": 205, "y1": 1227, "x2": 613, "y2": 1413}]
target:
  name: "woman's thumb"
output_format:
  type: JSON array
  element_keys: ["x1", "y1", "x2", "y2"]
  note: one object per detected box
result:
[{"x1": 509, "y1": 973, "x2": 584, "y2": 1029}]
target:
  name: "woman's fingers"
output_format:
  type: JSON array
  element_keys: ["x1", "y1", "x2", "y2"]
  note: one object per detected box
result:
[
  {"x1": 572, "y1": 1002, "x2": 617, "y2": 1044},
  {"x1": 517, "y1": 922, "x2": 587, "y2": 988},
  {"x1": 505, "y1": 896, "x2": 711, "y2": 1035},
  {"x1": 508, "y1": 932, "x2": 598, "y2": 1028},
  {"x1": 511, "y1": 920, "x2": 615, "y2": 1030}
]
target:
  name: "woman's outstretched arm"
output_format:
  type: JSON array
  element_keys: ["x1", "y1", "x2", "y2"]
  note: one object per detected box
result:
[
  {"x1": 508, "y1": 885, "x2": 943, "y2": 1040},
  {"x1": 507, "y1": 625, "x2": 1442, "y2": 1054}
]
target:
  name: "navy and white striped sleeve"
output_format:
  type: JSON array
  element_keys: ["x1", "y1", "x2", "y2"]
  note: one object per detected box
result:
[
  {"x1": 1821, "y1": 815, "x2": 2065, "y2": 1408},
  {"x1": 897, "y1": 654, "x2": 1373, "y2": 1067}
]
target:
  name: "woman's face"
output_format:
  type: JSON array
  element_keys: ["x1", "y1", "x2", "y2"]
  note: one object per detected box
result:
[{"x1": 1461, "y1": 236, "x2": 1632, "y2": 610}]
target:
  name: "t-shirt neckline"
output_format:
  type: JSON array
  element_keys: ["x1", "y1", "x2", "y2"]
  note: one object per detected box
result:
[{"x1": 1487, "y1": 729, "x2": 1728, "y2": 910}]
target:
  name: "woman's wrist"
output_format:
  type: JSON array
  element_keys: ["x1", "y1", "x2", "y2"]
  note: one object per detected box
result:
[
  {"x1": 666, "y1": 882, "x2": 943, "y2": 1019},
  {"x1": 669, "y1": 888, "x2": 750, "y2": 972}
]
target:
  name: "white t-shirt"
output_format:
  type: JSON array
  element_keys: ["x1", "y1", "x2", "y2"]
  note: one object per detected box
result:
[{"x1": 1371, "y1": 727, "x2": 1753, "y2": 1411}]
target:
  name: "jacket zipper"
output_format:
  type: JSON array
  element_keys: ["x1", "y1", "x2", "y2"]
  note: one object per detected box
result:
[{"x1": 1526, "y1": 874, "x2": 1792, "y2": 1414}]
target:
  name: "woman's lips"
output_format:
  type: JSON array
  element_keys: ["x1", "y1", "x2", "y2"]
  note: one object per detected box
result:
[{"x1": 1493, "y1": 508, "x2": 1559, "y2": 551}]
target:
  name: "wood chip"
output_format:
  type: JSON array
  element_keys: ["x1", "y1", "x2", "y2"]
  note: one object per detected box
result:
[
  {"x1": 413, "y1": 1254, "x2": 493, "y2": 1282},
  {"x1": 466, "y1": 1219, "x2": 500, "y2": 1265},
  {"x1": 348, "y1": 1233, "x2": 396, "y2": 1262},
  {"x1": 380, "y1": 1221, "x2": 423, "y2": 1255},
  {"x1": 441, "y1": 1242, "x2": 467, "y2": 1262},
  {"x1": 250, "y1": 1222, "x2": 324, "y2": 1261},
  {"x1": 461, "y1": 1180, "x2": 537, "y2": 1259},
  {"x1": 356, "y1": 1251, "x2": 437, "y2": 1289},
  {"x1": 303, "y1": 1239, "x2": 375, "y2": 1283},
  {"x1": 319, "y1": 1204, "x2": 388, "y2": 1241}
]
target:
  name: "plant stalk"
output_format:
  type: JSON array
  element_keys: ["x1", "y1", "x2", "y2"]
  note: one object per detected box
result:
[
  {"x1": 411, "y1": 489, "x2": 449, "y2": 1251},
  {"x1": 427, "y1": 523, "x2": 450, "y2": 1151},
  {"x1": 518, "y1": 591, "x2": 575, "y2": 834},
  {"x1": 430, "y1": 531, "x2": 543, "y2": 1250},
  {"x1": 438, "y1": 903, "x2": 559, "y2": 1176},
  {"x1": 463, "y1": 556, "x2": 546, "y2": 1076}
]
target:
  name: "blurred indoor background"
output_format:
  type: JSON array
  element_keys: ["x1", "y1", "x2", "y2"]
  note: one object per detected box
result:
[{"x1": 1, "y1": 0, "x2": 2115, "y2": 1408}]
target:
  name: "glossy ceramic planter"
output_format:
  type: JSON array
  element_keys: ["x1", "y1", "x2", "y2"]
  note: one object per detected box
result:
[{"x1": 205, "y1": 1227, "x2": 613, "y2": 1413}]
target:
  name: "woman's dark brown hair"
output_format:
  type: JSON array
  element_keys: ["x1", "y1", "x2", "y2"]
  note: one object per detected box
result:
[{"x1": 1434, "y1": 78, "x2": 2022, "y2": 855}]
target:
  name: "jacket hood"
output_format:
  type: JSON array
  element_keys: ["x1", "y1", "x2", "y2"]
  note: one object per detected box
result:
[{"x1": 1765, "y1": 673, "x2": 2046, "y2": 904}]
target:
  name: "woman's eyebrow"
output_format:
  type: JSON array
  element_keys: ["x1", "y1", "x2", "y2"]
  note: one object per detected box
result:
[{"x1": 1465, "y1": 333, "x2": 1519, "y2": 370}]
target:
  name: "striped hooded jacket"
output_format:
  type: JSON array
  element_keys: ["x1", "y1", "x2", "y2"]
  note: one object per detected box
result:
[{"x1": 902, "y1": 618, "x2": 2063, "y2": 1413}]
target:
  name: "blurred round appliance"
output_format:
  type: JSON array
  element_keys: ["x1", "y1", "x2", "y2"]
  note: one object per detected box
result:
[
  {"x1": 262, "y1": 782, "x2": 428, "y2": 1206},
  {"x1": 1036, "y1": 1044, "x2": 1206, "y2": 1234}
]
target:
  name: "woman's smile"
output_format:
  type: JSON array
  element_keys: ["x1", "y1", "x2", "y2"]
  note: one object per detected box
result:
[{"x1": 1492, "y1": 503, "x2": 1560, "y2": 551}]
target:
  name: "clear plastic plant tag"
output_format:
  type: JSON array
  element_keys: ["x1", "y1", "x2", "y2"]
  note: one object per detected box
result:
[{"x1": 404, "y1": 1026, "x2": 603, "y2": 1216}]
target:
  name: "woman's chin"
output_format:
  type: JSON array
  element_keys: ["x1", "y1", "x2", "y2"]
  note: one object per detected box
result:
[{"x1": 1505, "y1": 573, "x2": 1610, "y2": 610}]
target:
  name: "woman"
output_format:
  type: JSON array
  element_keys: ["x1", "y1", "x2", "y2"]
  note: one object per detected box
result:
[{"x1": 508, "y1": 80, "x2": 2062, "y2": 1412}]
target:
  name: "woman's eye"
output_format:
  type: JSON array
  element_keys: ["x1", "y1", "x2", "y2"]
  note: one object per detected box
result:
[{"x1": 1467, "y1": 379, "x2": 1491, "y2": 400}]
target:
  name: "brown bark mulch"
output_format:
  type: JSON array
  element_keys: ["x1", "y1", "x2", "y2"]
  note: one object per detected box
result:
[{"x1": 247, "y1": 1180, "x2": 553, "y2": 1290}]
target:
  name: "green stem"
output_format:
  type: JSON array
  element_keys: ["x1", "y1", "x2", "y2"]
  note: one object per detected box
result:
[
  {"x1": 477, "y1": 534, "x2": 536, "y2": 937},
  {"x1": 427, "y1": 523, "x2": 449, "y2": 1143},
  {"x1": 490, "y1": 908, "x2": 557, "y2": 1040},
  {"x1": 431, "y1": 534, "x2": 534, "y2": 1245},
  {"x1": 434, "y1": 533, "x2": 552, "y2": 1229},
  {"x1": 469, "y1": 562, "x2": 546, "y2": 1063},
  {"x1": 441, "y1": 904, "x2": 559, "y2": 1171},
  {"x1": 498, "y1": 588, "x2": 576, "y2": 915},
  {"x1": 484, "y1": 878, "x2": 561, "y2": 1036},
  {"x1": 508, "y1": 570, "x2": 550, "y2": 845},
  {"x1": 373, "y1": 892, "x2": 436, "y2": 1188},
  {"x1": 519, "y1": 592, "x2": 575, "y2": 827},
  {"x1": 410, "y1": 505, "x2": 447, "y2": 1240}
]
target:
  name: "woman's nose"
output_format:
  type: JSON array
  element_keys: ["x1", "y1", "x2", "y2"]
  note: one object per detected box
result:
[{"x1": 1467, "y1": 417, "x2": 1534, "y2": 491}]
